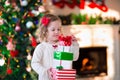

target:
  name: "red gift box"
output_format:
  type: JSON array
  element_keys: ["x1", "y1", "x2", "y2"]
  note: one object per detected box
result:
[{"x1": 52, "y1": 69, "x2": 76, "y2": 80}]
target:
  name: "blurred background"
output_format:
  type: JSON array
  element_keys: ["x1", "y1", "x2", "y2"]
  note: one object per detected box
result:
[{"x1": 0, "y1": 0, "x2": 120, "y2": 80}]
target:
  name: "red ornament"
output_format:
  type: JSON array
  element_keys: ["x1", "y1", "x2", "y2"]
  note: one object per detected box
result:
[
  {"x1": 31, "y1": 37, "x2": 37, "y2": 47},
  {"x1": 10, "y1": 50, "x2": 19, "y2": 58},
  {"x1": 10, "y1": 0, "x2": 17, "y2": 8},
  {"x1": 28, "y1": 12, "x2": 35, "y2": 17},
  {"x1": 7, "y1": 68, "x2": 12, "y2": 74}
]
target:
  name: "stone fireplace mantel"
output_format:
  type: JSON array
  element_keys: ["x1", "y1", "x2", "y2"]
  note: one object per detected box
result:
[{"x1": 62, "y1": 25, "x2": 120, "y2": 80}]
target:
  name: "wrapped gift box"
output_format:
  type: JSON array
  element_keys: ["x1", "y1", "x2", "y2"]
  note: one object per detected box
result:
[
  {"x1": 52, "y1": 68, "x2": 76, "y2": 80},
  {"x1": 57, "y1": 46, "x2": 71, "y2": 52},
  {"x1": 54, "y1": 51, "x2": 73, "y2": 60}
]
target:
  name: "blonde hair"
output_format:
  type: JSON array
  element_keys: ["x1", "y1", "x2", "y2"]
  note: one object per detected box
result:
[{"x1": 39, "y1": 14, "x2": 61, "y2": 42}]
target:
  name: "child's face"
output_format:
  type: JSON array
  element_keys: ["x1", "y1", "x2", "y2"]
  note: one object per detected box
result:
[{"x1": 46, "y1": 20, "x2": 61, "y2": 43}]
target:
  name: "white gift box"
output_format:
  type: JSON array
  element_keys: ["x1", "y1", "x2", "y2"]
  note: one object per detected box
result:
[
  {"x1": 57, "y1": 46, "x2": 71, "y2": 52},
  {"x1": 52, "y1": 45, "x2": 74, "y2": 69},
  {"x1": 52, "y1": 59, "x2": 72, "y2": 69}
]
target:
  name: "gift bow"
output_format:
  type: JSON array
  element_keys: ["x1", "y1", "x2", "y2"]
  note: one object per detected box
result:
[{"x1": 58, "y1": 35, "x2": 72, "y2": 46}]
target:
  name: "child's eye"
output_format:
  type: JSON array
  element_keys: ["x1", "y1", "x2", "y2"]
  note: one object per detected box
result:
[
  {"x1": 58, "y1": 29, "x2": 61, "y2": 31},
  {"x1": 52, "y1": 29, "x2": 55, "y2": 31}
]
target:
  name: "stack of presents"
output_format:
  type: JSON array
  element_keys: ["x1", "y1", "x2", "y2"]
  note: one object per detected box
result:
[{"x1": 52, "y1": 35, "x2": 76, "y2": 80}]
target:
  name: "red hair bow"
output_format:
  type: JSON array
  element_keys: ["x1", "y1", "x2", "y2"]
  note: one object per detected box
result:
[{"x1": 41, "y1": 17, "x2": 50, "y2": 26}]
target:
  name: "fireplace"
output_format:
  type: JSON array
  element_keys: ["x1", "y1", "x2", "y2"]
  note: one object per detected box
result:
[{"x1": 73, "y1": 47, "x2": 107, "y2": 77}]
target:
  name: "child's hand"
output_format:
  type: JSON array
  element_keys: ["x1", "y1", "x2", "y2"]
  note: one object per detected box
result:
[
  {"x1": 47, "y1": 68, "x2": 56, "y2": 80},
  {"x1": 71, "y1": 35, "x2": 77, "y2": 42},
  {"x1": 47, "y1": 68, "x2": 52, "y2": 80}
]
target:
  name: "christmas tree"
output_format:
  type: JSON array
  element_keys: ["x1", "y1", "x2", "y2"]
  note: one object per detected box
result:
[{"x1": 0, "y1": 0, "x2": 46, "y2": 80}]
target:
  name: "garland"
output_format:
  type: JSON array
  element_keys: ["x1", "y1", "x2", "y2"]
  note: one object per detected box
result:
[{"x1": 52, "y1": 0, "x2": 108, "y2": 12}]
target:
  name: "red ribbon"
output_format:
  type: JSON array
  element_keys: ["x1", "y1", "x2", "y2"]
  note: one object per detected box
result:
[{"x1": 58, "y1": 35, "x2": 72, "y2": 46}]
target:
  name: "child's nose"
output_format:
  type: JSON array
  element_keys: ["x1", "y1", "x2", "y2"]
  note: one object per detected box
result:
[{"x1": 55, "y1": 30, "x2": 58, "y2": 33}]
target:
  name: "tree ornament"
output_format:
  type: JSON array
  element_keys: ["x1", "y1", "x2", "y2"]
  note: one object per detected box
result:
[
  {"x1": 0, "y1": 58, "x2": 5, "y2": 66},
  {"x1": 29, "y1": 33, "x2": 37, "y2": 47},
  {"x1": 26, "y1": 21, "x2": 34, "y2": 28},
  {"x1": 7, "y1": 68, "x2": 13, "y2": 74},
  {"x1": 20, "y1": 0, "x2": 28, "y2": 7},
  {"x1": 26, "y1": 64, "x2": 31, "y2": 72},
  {"x1": 12, "y1": 17, "x2": 19, "y2": 23},
  {"x1": 6, "y1": 38, "x2": 14, "y2": 50},
  {"x1": 0, "y1": 18, "x2": 4, "y2": 25},
  {"x1": 38, "y1": 5, "x2": 46, "y2": 13},
  {"x1": 15, "y1": 24, "x2": 21, "y2": 32},
  {"x1": 13, "y1": 5, "x2": 20, "y2": 12},
  {"x1": 22, "y1": 12, "x2": 28, "y2": 19},
  {"x1": 31, "y1": 36, "x2": 37, "y2": 47},
  {"x1": 5, "y1": 0, "x2": 10, "y2": 6},
  {"x1": 10, "y1": 0, "x2": 17, "y2": 8},
  {"x1": 28, "y1": 12, "x2": 35, "y2": 17},
  {"x1": 34, "y1": 19, "x2": 39, "y2": 25},
  {"x1": 31, "y1": 10, "x2": 40, "y2": 16},
  {"x1": 0, "y1": 37, "x2": 2, "y2": 45},
  {"x1": 0, "y1": 11, "x2": 2, "y2": 17},
  {"x1": 0, "y1": 54, "x2": 5, "y2": 66},
  {"x1": 10, "y1": 50, "x2": 19, "y2": 58},
  {"x1": 27, "y1": 53, "x2": 32, "y2": 60}
]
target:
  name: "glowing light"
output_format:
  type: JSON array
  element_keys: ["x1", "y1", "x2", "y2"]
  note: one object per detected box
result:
[
  {"x1": 26, "y1": 65, "x2": 31, "y2": 72},
  {"x1": 0, "y1": 58, "x2": 5, "y2": 66},
  {"x1": 17, "y1": 65, "x2": 20, "y2": 68},
  {"x1": 27, "y1": 53, "x2": 32, "y2": 60}
]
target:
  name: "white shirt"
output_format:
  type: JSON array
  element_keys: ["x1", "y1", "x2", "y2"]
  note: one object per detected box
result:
[{"x1": 31, "y1": 42, "x2": 79, "y2": 80}]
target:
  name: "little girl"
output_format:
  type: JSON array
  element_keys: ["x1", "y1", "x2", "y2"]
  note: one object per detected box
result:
[{"x1": 31, "y1": 14, "x2": 79, "y2": 80}]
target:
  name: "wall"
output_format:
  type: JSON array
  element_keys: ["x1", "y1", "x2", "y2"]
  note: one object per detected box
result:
[
  {"x1": 106, "y1": 0, "x2": 120, "y2": 14},
  {"x1": 45, "y1": 0, "x2": 120, "y2": 20},
  {"x1": 112, "y1": 26, "x2": 120, "y2": 80}
]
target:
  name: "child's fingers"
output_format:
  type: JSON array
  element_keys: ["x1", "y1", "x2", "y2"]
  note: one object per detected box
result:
[
  {"x1": 71, "y1": 35, "x2": 77, "y2": 41},
  {"x1": 48, "y1": 68, "x2": 53, "y2": 80},
  {"x1": 48, "y1": 68, "x2": 56, "y2": 80}
]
